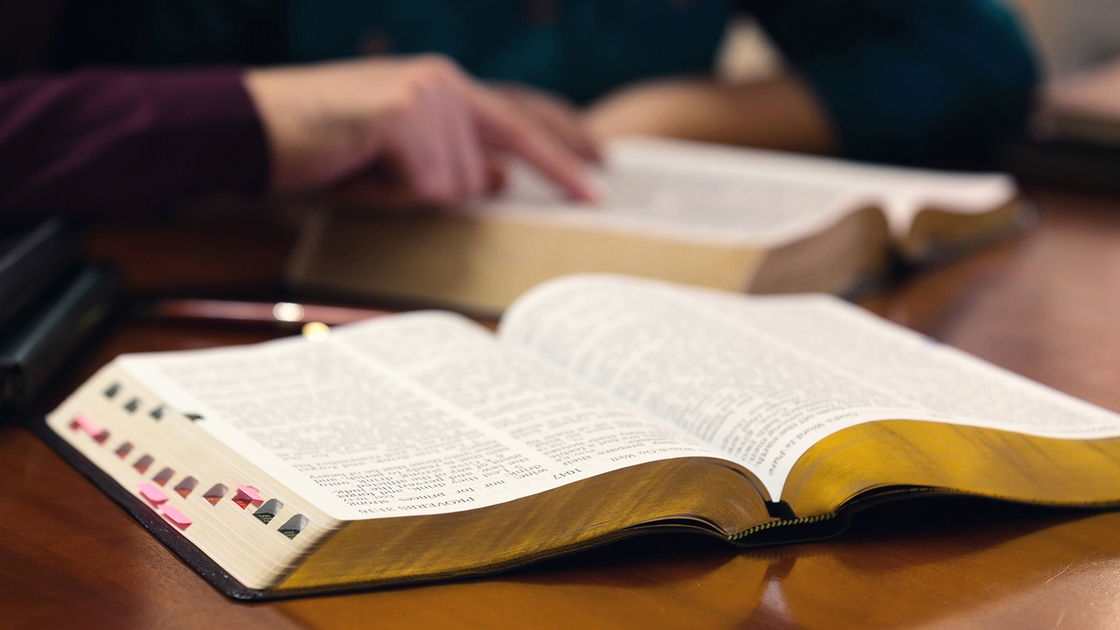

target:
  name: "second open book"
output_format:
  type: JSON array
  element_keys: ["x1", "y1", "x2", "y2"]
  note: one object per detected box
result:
[
  {"x1": 46, "y1": 275, "x2": 1120, "y2": 598},
  {"x1": 288, "y1": 137, "x2": 1027, "y2": 314}
]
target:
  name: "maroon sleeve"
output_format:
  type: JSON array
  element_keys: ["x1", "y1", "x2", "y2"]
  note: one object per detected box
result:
[{"x1": 0, "y1": 67, "x2": 269, "y2": 217}]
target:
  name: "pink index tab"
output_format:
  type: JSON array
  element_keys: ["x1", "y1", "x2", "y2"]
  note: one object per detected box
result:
[
  {"x1": 73, "y1": 414, "x2": 110, "y2": 444},
  {"x1": 234, "y1": 482, "x2": 262, "y2": 502},
  {"x1": 160, "y1": 505, "x2": 192, "y2": 529},
  {"x1": 73, "y1": 414, "x2": 103, "y2": 437},
  {"x1": 232, "y1": 484, "x2": 263, "y2": 509},
  {"x1": 137, "y1": 482, "x2": 169, "y2": 505}
]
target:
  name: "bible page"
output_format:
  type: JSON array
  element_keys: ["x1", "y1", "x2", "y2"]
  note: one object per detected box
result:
[
  {"x1": 498, "y1": 275, "x2": 1120, "y2": 500},
  {"x1": 471, "y1": 136, "x2": 1017, "y2": 243},
  {"x1": 117, "y1": 312, "x2": 722, "y2": 521}
]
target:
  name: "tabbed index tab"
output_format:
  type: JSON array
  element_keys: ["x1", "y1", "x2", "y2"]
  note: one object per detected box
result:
[
  {"x1": 73, "y1": 414, "x2": 100, "y2": 435},
  {"x1": 133, "y1": 454, "x2": 154, "y2": 474},
  {"x1": 232, "y1": 484, "x2": 263, "y2": 509},
  {"x1": 277, "y1": 514, "x2": 309, "y2": 539},
  {"x1": 137, "y1": 482, "x2": 169, "y2": 505},
  {"x1": 254, "y1": 499, "x2": 283, "y2": 524},
  {"x1": 173, "y1": 476, "x2": 198, "y2": 498},
  {"x1": 72, "y1": 414, "x2": 109, "y2": 443},
  {"x1": 202, "y1": 484, "x2": 228, "y2": 505},
  {"x1": 160, "y1": 505, "x2": 192, "y2": 529},
  {"x1": 152, "y1": 468, "x2": 175, "y2": 486}
]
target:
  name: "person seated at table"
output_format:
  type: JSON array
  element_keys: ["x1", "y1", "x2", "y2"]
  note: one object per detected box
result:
[{"x1": 0, "y1": 0, "x2": 1036, "y2": 219}]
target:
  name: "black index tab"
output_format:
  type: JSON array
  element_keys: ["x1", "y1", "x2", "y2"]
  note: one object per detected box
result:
[
  {"x1": 277, "y1": 514, "x2": 309, "y2": 539},
  {"x1": 254, "y1": 499, "x2": 283, "y2": 524}
]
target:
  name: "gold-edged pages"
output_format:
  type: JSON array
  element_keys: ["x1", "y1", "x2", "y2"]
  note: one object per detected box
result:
[
  {"x1": 48, "y1": 274, "x2": 1120, "y2": 591},
  {"x1": 286, "y1": 136, "x2": 1022, "y2": 314}
]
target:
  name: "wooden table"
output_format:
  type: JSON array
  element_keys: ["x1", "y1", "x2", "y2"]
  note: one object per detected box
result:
[{"x1": 6, "y1": 188, "x2": 1120, "y2": 629}]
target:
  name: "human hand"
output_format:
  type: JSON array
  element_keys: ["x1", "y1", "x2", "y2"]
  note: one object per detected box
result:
[
  {"x1": 244, "y1": 55, "x2": 600, "y2": 210},
  {"x1": 494, "y1": 84, "x2": 603, "y2": 166}
]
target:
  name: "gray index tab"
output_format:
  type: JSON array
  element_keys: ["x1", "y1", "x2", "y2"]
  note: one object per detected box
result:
[
  {"x1": 253, "y1": 499, "x2": 283, "y2": 524},
  {"x1": 277, "y1": 514, "x2": 309, "y2": 539}
]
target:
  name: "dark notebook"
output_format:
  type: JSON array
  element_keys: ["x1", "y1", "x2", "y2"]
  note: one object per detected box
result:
[
  {"x1": 1, "y1": 263, "x2": 121, "y2": 413},
  {"x1": 0, "y1": 217, "x2": 83, "y2": 329}
]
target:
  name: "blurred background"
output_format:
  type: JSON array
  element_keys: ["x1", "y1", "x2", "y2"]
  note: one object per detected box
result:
[
  {"x1": 1010, "y1": 0, "x2": 1120, "y2": 78},
  {"x1": 718, "y1": 0, "x2": 1120, "y2": 83}
]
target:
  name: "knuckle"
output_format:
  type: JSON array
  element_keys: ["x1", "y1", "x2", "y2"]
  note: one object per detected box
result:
[
  {"x1": 388, "y1": 83, "x2": 425, "y2": 116},
  {"x1": 466, "y1": 165, "x2": 487, "y2": 195},
  {"x1": 415, "y1": 54, "x2": 459, "y2": 79},
  {"x1": 418, "y1": 172, "x2": 455, "y2": 202}
]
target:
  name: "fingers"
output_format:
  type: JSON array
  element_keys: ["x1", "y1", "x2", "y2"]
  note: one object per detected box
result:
[
  {"x1": 437, "y1": 81, "x2": 488, "y2": 198},
  {"x1": 415, "y1": 83, "x2": 457, "y2": 200},
  {"x1": 335, "y1": 83, "x2": 491, "y2": 209},
  {"x1": 485, "y1": 150, "x2": 508, "y2": 194},
  {"x1": 328, "y1": 164, "x2": 419, "y2": 212},
  {"x1": 370, "y1": 80, "x2": 486, "y2": 206},
  {"x1": 534, "y1": 104, "x2": 603, "y2": 165},
  {"x1": 502, "y1": 88, "x2": 603, "y2": 164},
  {"x1": 388, "y1": 73, "x2": 489, "y2": 205},
  {"x1": 295, "y1": 55, "x2": 598, "y2": 210},
  {"x1": 468, "y1": 86, "x2": 600, "y2": 203}
]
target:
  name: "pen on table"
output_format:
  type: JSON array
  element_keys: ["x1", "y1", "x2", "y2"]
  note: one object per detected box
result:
[{"x1": 136, "y1": 298, "x2": 391, "y2": 329}]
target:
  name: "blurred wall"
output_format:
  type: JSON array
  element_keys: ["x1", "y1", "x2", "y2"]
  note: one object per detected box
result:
[
  {"x1": 1005, "y1": 0, "x2": 1120, "y2": 77},
  {"x1": 715, "y1": 1, "x2": 1120, "y2": 84}
]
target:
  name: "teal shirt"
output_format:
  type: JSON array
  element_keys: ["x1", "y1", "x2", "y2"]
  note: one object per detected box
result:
[{"x1": 77, "y1": 0, "x2": 1038, "y2": 165}]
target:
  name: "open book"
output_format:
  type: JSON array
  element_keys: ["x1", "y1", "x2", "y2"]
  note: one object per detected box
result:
[
  {"x1": 43, "y1": 274, "x2": 1120, "y2": 599},
  {"x1": 287, "y1": 137, "x2": 1027, "y2": 315}
]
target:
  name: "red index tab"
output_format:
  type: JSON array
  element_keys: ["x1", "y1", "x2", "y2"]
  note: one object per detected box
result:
[
  {"x1": 137, "y1": 482, "x2": 169, "y2": 505},
  {"x1": 232, "y1": 484, "x2": 263, "y2": 509},
  {"x1": 160, "y1": 505, "x2": 192, "y2": 529}
]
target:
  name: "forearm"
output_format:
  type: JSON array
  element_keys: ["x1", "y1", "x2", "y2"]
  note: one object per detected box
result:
[
  {"x1": 584, "y1": 74, "x2": 836, "y2": 154},
  {"x1": 0, "y1": 68, "x2": 268, "y2": 218}
]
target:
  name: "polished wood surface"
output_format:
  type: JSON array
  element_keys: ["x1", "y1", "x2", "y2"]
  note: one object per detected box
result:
[{"x1": 7, "y1": 190, "x2": 1120, "y2": 629}]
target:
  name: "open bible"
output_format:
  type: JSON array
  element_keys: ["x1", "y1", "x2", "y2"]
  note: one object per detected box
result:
[
  {"x1": 287, "y1": 137, "x2": 1027, "y2": 315},
  {"x1": 43, "y1": 275, "x2": 1120, "y2": 599}
]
